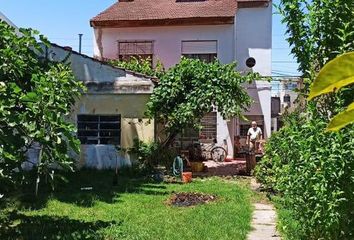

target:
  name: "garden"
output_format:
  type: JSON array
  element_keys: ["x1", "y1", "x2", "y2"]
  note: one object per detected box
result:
[
  {"x1": 0, "y1": 171, "x2": 257, "y2": 240},
  {"x1": 0, "y1": 18, "x2": 263, "y2": 240},
  {"x1": 1, "y1": 0, "x2": 354, "y2": 239}
]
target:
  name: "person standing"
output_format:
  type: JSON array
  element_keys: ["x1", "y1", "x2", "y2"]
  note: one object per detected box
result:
[{"x1": 246, "y1": 121, "x2": 263, "y2": 152}]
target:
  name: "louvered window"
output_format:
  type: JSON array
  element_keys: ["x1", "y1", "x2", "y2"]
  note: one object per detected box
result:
[
  {"x1": 200, "y1": 112, "x2": 217, "y2": 140},
  {"x1": 77, "y1": 115, "x2": 121, "y2": 145}
]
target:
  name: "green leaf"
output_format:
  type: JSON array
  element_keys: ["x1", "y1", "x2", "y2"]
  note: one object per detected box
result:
[
  {"x1": 327, "y1": 102, "x2": 354, "y2": 131},
  {"x1": 308, "y1": 52, "x2": 354, "y2": 100},
  {"x1": 21, "y1": 92, "x2": 38, "y2": 102}
]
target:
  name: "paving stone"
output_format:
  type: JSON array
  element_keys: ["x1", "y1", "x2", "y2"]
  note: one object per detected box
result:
[
  {"x1": 252, "y1": 210, "x2": 276, "y2": 224},
  {"x1": 254, "y1": 203, "x2": 274, "y2": 210},
  {"x1": 247, "y1": 202, "x2": 281, "y2": 240}
]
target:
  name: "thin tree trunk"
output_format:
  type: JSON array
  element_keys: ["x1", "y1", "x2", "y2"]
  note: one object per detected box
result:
[
  {"x1": 35, "y1": 147, "x2": 42, "y2": 197},
  {"x1": 162, "y1": 131, "x2": 178, "y2": 148}
]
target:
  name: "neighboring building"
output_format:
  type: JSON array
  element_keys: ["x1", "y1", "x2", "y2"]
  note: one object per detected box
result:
[
  {"x1": 41, "y1": 44, "x2": 155, "y2": 169},
  {"x1": 91, "y1": 0, "x2": 272, "y2": 157},
  {"x1": 271, "y1": 78, "x2": 301, "y2": 131},
  {"x1": 25, "y1": 44, "x2": 155, "y2": 169},
  {"x1": 0, "y1": 11, "x2": 17, "y2": 28}
]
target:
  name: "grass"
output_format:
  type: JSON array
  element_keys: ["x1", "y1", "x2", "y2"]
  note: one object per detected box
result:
[
  {"x1": 271, "y1": 196, "x2": 303, "y2": 240},
  {"x1": 0, "y1": 170, "x2": 254, "y2": 240}
]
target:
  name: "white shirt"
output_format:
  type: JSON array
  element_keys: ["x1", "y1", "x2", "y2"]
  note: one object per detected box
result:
[{"x1": 247, "y1": 127, "x2": 262, "y2": 141}]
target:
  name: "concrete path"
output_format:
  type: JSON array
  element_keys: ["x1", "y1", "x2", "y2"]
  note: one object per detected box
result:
[
  {"x1": 248, "y1": 178, "x2": 281, "y2": 240},
  {"x1": 248, "y1": 203, "x2": 281, "y2": 240}
]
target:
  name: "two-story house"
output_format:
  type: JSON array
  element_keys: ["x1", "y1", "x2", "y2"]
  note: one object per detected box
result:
[{"x1": 90, "y1": 0, "x2": 272, "y2": 157}]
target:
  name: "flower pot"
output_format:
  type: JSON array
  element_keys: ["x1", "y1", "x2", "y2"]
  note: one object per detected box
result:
[
  {"x1": 182, "y1": 172, "x2": 192, "y2": 183},
  {"x1": 190, "y1": 162, "x2": 204, "y2": 172}
]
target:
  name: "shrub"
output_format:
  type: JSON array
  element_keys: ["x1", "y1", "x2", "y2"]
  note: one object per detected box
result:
[
  {"x1": 256, "y1": 111, "x2": 354, "y2": 239},
  {"x1": 129, "y1": 139, "x2": 177, "y2": 171}
]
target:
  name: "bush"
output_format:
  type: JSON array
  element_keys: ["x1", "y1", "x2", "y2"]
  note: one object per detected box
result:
[
  {"x1": 256, "y1": 111, "x2": 354, "y2": 239},
  {"x1": 129, "y1": 139, "x2": 177, "y2": 171}
]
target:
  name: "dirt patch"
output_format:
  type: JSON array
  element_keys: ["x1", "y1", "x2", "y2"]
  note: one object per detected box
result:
[{"x1": 167, "y1": 192, "x2": 217, "y2": 207}]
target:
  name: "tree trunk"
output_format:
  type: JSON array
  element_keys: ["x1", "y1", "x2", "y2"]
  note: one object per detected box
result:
[{"x1": 162, "y1": 131, "x2": 178, "y2": 148}]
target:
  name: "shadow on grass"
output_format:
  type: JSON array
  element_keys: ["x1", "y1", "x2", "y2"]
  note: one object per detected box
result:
[
  {"x1": 0, "y1": 211, "x2": 118, "y2": 240},
  {"x1": 19, "y1": 169, "x2": 169, "y2": 209}
]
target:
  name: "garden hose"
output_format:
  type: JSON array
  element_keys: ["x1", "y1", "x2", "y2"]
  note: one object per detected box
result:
[{"x1": 172, "y1": 155, "x2": 183, "y2": 179}]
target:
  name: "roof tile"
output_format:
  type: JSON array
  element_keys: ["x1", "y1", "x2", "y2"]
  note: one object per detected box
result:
[{"x1": 90, "y1": 0, "x2": 269, "y2": 27}]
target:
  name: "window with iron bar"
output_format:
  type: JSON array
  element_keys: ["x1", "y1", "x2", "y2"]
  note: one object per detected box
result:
[{"x1": 77, "y1": 115, "x2": 121, "y2": 145}]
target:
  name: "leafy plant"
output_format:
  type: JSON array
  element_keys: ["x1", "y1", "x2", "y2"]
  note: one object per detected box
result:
[
  {"x1": 278, "y1": 0, "x2": 354, "y2": 80},
  {"x1": 259, "y1": 3, "x2": 354, "y2": 239},
  {"x1": 256, "y1": 111, "x2": 354, "y2": 239},
  {"x1": 129, "y1": 139, "x2": 177, "y2": 171},
  {"x1": 0, "y1": 21, "x2": 85, "y2": 194},
  {"x1": 109, "y1": 56, "x2": 165, "y2": 78},
  {"x1": 146, "y1": 57, "x2": 259, "y2": 146},
  {"x1": 308, "y1": 52, "x2": 354, "y2": 131}
]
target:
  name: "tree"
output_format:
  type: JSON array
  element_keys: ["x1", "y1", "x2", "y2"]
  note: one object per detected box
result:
[
  {"x1": 0, "y1": 21, "x2": 85, "y2": 194},
  {"x1": 278, "y1": 0, "x2": 354, "y2": 80},
  {"x1": 278, "y1": 0, "x2": 354, "y2": 116},
  {"x1": 308, "y1": 52, "x2": 354, "y2": 131},
  {"x1": 146, "y1": 57, "x2": 259, "y2": 146}
]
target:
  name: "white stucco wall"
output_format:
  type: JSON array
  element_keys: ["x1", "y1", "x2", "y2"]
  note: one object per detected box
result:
[
  {"x1": 235, "y1": 5, "x2": 272, "y2": 138},
  {"x1": 235, "y1": 6, "x2": 272, "y2": 75},
  {"x1": 94, "y1": 24, "x2": 235, "y2": 68}
]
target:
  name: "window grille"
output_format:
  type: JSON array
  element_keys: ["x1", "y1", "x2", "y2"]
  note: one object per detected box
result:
[
  {"x1": 200, "y1": 112, "x2": 217, "y2": 139},
  {"x1": 77, "y1": 115, "x2": 121, "y2": 145}
]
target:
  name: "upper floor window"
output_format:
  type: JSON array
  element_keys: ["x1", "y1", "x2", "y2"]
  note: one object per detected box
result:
[
  {"x1": 117, "y1": 40, "x2": 154, "y2": 64},
  {"x1": 182, "y1": 40, "x2": 217, "y2": 63}
]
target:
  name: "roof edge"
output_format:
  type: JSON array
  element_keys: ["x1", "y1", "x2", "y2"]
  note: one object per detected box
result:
[
  {"x1": 90, "y1": 16, "x2": 234, "y2": 28},
  {"x1": 49, "y1": 42, "x2": 157, "y2": 81}
]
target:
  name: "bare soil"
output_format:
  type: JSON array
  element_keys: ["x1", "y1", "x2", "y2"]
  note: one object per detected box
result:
[{"x1": 168, "y1": 192, "x2": 217, "y2": 207}]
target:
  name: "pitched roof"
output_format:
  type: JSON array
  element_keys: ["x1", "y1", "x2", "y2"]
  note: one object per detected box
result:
[{"x1": 90, "y1": 0, "x2": 269, "y2": 27}]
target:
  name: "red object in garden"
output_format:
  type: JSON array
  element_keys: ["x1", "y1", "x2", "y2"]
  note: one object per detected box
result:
[{"x1": 182, "y1": 172, "x2": 192, "y2": 183}]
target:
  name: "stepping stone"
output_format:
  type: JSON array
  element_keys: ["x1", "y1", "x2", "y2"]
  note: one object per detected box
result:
[{"x1": 247, "y1": 202, "x2": 281, "y2": 240}]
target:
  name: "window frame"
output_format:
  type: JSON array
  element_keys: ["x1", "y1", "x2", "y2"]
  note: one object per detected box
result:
[
  {"x1": 117, "y1": 40, "x2": 154, "y2": 66},
  {"x1": 181, "y1": 40, "x2": 218, "y2": 63},
  {"x1": 77, "y1": 114, "x2": 121, "y2": 145}
]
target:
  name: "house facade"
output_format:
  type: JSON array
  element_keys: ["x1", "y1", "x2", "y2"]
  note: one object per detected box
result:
[{"x1": 90, "y1": 0, "x2": 272, "y2": 157}]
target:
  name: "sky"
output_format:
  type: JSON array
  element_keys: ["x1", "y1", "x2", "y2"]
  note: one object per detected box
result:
[{"x1": 0, "y1": 0, "x2": 300, "y2": 77}]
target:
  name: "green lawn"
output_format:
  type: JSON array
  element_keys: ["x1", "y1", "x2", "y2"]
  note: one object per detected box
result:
[{"x1": 0, "y1": 171, "x2": 254, "y2": 240}]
